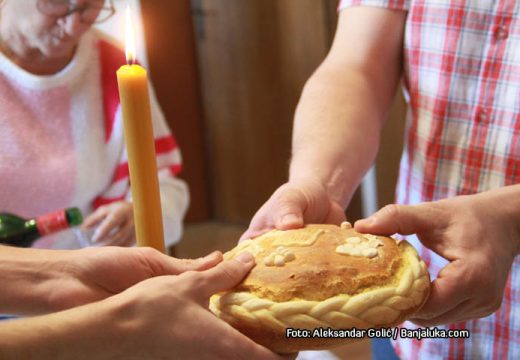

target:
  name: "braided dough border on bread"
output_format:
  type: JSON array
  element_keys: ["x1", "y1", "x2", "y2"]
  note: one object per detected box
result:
[{"x1": 210, "y1": 239, "x2": 429, "y2": 331}]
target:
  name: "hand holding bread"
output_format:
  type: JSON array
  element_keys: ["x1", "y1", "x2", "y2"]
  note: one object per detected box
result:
[{"x1": 357, "y1": 189, "x2": 520, "y2": 327}]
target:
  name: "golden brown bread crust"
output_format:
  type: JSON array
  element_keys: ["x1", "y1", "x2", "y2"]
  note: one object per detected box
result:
[
  {"x1": 234, "y1": 224, "x2": 402, "y2": 302},
  {"x1": 210, "y1": 223, "x2": 430, "y2": 354}
]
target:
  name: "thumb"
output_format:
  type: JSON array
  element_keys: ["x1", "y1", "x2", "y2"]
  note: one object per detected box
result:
[
  {"x1": 354, "y1": 203, "x2": 435, "y2": 236},
  {"x1": 240, "y1": 186, "x2": 306, "y2": 241},
  {"x1": 192, "y1": 252, "x2": 255, "y2": 300},
  {"x1": 272, "y1": 187, "x2": 306, "y2": 230},
  {"x1": 410, "y1": 260, "x2": 469, "y2": 322}
]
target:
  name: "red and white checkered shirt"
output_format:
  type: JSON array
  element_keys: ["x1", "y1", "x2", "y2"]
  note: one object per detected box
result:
[{"x1": 339, "y1": 0, "x2": 520, "y2": 358}]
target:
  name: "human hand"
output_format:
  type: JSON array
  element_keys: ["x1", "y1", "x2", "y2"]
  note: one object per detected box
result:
[
  {"x1": 104, "y1": 252, "x2": 291, "y2": 359},
  {"x1": 241, "y1": 179, "x2": 345, "y2": 241},
  {"x1": 34, "y1": 247, "x2": 223, "y2": 314},
  {"x1": 0, "y1": 251, "x2": 295, "y2": 359},
  {"x1": 82, "y1": 201, "x2": 135, "y2": 246},
  {"x1": 355, "y1": 189, "x2": 520, "y2": 326}
]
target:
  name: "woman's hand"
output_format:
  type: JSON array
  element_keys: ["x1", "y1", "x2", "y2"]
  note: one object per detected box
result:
[
  {"x1": 0, "y1": 246, "x2": 224, "y2": 315},
  {"x1": 100, "y1": 252, "x2": 289, "y2": 360},
  {"x1": 49, "y1": 247, "x2": 225, "y2": 312},
  {"x1": 0, "y1": 252, "x2": 291, "y2": 360},
  {"x1": 82, "y1": 201, "x2": 135, "y2": 246},
  {"x1": 355, "y1": 186, "x2": 520, "y2": 326}
]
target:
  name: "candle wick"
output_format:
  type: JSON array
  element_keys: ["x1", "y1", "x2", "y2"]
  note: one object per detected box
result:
[{"x1": 127, "y1": 58, "x2": 136, "y2": 66}]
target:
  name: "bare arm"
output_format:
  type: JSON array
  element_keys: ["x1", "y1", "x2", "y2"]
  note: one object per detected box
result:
[
  {"x1": 290, "y1": 7, "x2": 407, "y2": 206},
  {"x1": 0, "y1": 246, "x2": 221, "y2": 315},
  {"x1": 356, "y1": 184, "x2": 520, "y2": 325},
  {"x1": 243, "y1": 7, "x2": 407, "y2": 238},
  {"x1": 0, "y1": 255, "x2": 286, "y2": 360}
]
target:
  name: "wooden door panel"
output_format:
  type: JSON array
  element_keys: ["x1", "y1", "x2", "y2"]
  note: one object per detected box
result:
[
  {"x1": 194, "y1": 0, "x2": 340, "y2": 223},
  {"x1": 141, "y1": 0, "x2": 210, "y2": 222}
]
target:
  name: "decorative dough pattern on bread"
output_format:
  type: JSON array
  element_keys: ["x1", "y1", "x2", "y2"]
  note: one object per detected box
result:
[
  {"x1": 264, "y1": 247, "x2": 296, "y2": 267},
  {"x1": 340, "y1": 221, "x2": 353, "y2": 229},
  {"x1": 210, "y1": 224, "x2": 430, "y2": 353},
  {"x1": 211, "y1": 242, "x2": 428, "y2": 328},
  {"x1": 336, "y1": 235, "x2": 384, "y2": 258}
]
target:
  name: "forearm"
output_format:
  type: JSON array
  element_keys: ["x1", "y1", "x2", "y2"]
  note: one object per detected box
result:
[
  {"x1": 288, "y1": 7, "x2": 406, "y2": 207},
  {"x1": 289, "y1": 65, "x2": 389, "y2": 207},
  {"x1": 0, "y1": 299, "x2": 124, "y2": 359},
  {"x1": 0, "y1": 246, "x2": 69, "y2": 315}
]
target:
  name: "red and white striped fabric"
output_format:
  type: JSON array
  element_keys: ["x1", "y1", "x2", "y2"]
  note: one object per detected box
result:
[
  {"x1": 338, "y1": 0, "x2": 520, "y2": 359},
  {"x1": 0, "y1": 29, "x2": 188, "y2": 247}
]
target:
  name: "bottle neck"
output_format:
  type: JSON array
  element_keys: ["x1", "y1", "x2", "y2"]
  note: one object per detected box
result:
[
  {"x1": 24, "y1": 219, "x2": 38, "y2": 234},
  {"x1": 33, "y1": 209, "x2": 70, "y2": 236}
]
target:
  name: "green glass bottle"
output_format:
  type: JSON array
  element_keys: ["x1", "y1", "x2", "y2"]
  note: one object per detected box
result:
[{"x1": 0, "y1": 208, "x2": 83, "y2": 248}]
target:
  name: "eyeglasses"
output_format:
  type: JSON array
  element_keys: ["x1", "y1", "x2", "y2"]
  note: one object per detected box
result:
[{"x1": 37, "y1": 0, "x2": 116, "y2": 24}]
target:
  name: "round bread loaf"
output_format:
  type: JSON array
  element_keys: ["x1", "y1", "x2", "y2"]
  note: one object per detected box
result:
[{"x1": 209, "y1": 222, "x2": 430, "y2": 354}]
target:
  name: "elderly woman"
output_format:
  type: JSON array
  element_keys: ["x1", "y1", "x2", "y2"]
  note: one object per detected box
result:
[{"x1": 0, "y1": 0, "x2": 189, "y2": 248}]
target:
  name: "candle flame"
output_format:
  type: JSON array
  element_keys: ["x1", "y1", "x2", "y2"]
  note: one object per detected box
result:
[{"x1": 125, "y1": 4, "x2": 136, "y2": 65}]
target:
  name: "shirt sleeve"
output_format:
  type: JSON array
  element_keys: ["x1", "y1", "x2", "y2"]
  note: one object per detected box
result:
[{"x1": 339, "y1": 0, "x2": 410, "y2": 11}]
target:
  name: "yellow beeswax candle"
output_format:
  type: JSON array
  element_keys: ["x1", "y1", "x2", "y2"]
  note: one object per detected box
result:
[{"x1": 116, "y1": 64, "x2": 165, "y2": 253}]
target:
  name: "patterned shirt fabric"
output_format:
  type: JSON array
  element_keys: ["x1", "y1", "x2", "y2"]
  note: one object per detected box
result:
[
  {"x1": 339, "y1": 0, "x2": 520, "y2": 359},
  {"x1": 0, "y1": 29, "x2": 188, "y2": 248}
]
